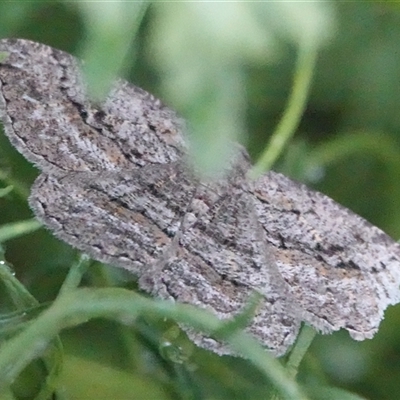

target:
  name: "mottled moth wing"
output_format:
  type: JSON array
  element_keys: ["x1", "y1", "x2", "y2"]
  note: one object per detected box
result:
[
  {"x1": 2, "y1": 38, "x2": 400, "y2": 357},
  {"x1": 251, "y1": 171, "x2": 400, "y2": 340},
  {"x1": 30, "y1": 163, "x2": 197, "y2": 275},
  {"x1": 0, "y1": 38, "x2": 184, "y2": 175},
  {"x1": 141, "y1": 162, "x2": 301, "y2": 356}
]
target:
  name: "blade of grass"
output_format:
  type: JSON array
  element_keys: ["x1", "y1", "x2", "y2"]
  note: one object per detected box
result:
[
  {"x1": 0, "y1": 219, "x2": 41, "y2": 244},
  {"x1": 0, "y1": 287, "x2": 307, "y2": 400}
]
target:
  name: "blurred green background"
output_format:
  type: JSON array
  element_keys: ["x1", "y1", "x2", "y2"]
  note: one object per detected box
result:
[{"x1": 1, "y1": 2, "x2": 400, "y2": 399}]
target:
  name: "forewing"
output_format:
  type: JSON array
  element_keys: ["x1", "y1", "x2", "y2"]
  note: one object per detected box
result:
[
  {"x1": 251, "y1": 170, "x2": 400, "y2": 340},
  {"x1": 147, "y1": 180, "x2": 301, "y2": 356},
  {"x1": 29, "y1": 163, "x2": 197, "y2": 275},
  {"x1": 0, "y1": 38, "x2": 184, "y2": 174}
]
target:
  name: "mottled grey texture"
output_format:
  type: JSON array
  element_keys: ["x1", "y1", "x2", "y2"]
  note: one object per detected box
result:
[{"x1": 1, "y1": 38, "x2": 400, "y2": 356}]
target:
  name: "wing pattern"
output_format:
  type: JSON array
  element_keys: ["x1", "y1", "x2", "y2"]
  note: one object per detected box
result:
[{"x1": 1, "y1": 38, "x2": 400, "y2": 356}]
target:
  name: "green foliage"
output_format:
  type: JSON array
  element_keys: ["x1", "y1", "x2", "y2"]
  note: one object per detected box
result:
[{"x1": 1, "y1": 2, "x2": 400, "y2": 399}]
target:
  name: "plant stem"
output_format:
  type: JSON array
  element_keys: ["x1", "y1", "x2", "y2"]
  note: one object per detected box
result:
[{"x1": 250, "y1": 37, "x2": 318, "y2": 178}]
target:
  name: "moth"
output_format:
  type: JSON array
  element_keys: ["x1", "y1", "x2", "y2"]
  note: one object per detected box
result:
[{"x1": 1, "y1": 38, "x2": 400, "y2": 356}]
